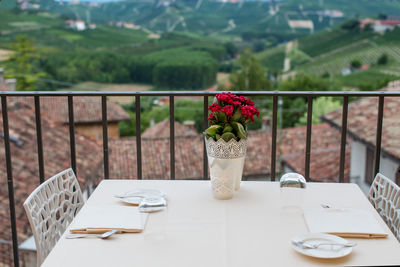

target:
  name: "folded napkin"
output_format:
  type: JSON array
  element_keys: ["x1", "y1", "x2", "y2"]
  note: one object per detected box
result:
[
  {"x1": 69, "y1": 205, "x2": 148, "y2": 234},
  {"x1": 304, "y1": 208, "x2": 387, "y2": 238}
]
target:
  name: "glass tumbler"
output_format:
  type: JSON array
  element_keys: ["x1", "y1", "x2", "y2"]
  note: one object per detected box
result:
[{"x1": 280, "y1": 172, "x2": 306, "y2": 209}]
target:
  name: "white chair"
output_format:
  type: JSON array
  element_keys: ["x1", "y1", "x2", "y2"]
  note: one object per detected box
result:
[
  {"x1": 23, "y1": 168, "x2": 84, "y2": 266},
  {"x1": 368, "y1": 173, "x2": 400, "y2": 241}
]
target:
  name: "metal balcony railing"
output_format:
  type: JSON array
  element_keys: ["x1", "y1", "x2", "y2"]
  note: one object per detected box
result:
[{"x1": 1, "y1": 90, "x2": 400, "y2": 266}]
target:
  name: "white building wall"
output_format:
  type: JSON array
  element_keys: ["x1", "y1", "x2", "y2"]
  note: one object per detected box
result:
[
  {"x1": 380, "y1": 156, "x2": 398, "y2": 181},
  {"x1": 350, "y1": 140, "x2": 399, "y2": 194},
  {"x1": 350, "y1": 140, "x2": 366, "y2": 184}
]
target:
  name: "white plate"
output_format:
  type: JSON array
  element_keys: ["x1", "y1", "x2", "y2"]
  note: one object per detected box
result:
[
  {"x1": 291, "y1": 233, "x2": 353, "y2": 259},
  {"x1": 115, "y1": 189, "x2": 167, "y2": 205}
]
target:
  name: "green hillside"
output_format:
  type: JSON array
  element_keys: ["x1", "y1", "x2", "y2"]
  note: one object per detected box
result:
[
  {"x1": 0, "y1": 9, "x2": 149, "y2": 50},
  {"x1": 32, "y1": 0, "x2": 363, "y2": 44},
  {"x1": 298, "y1": 29, "x2": 377, "y2": 57},
  {"x1": 265, "y1": 25, "x2": 400, "y2": 90},
  {"x1": 257, "y1": 45, "x2": 286, "y2": 73},
  {"x1": 2, "y1": 0, "x2": 400, "y2": 92},
  {"x1": 34, "y1": 0, "x2": 400, "y2": 39}
]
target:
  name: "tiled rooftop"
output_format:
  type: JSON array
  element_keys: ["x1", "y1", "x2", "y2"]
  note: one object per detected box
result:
[
  {"x1": 12, "y1": 96, "x2": 130, "y2": 124},
  {"x1": 108, "y1": 121, "x2": 349, "y2": 182},
  {"x1": 0, "y1": 100, "x2": 104, "y2": 244},
  {"x1": 142, "y1": 119, "x2": 198, "y2": 139},
  {"x1": 249, "y1": 123, "x2": 350, "y2": 182},
  {"x1": 109, "y1": 136, "x2": 203, "y2": 180},
  {"x1": 322, "y1": 81, "x2": 400, "y2": 162}
]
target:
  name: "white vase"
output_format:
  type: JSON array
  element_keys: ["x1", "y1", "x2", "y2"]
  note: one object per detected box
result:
[{"x1": 205, "y1": 137, "x2": 247, "y2": 199}]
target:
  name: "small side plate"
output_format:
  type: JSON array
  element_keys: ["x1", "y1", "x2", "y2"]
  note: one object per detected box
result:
[
  {"x1": 118, "y1": 196, "x2": 143, "y2": 205},
  {"x1": 291, "y1": 233, "x2": 352, "y2": 259},
  {"x1": 115, "y1": 189, "x2": 167, "y2": 205}
]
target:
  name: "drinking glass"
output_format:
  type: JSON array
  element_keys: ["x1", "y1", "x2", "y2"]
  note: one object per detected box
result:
[{"x1": 280, "y1": 172, "x2": 306, "y2": 209}]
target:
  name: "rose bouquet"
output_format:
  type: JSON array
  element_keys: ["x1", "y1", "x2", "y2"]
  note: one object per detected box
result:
[{"x1": 204, "y1": 92, "x2": 260, "y2": 142}]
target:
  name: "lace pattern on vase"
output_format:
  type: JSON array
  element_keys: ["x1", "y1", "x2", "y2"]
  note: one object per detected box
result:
[
  {"x1": 205, "y1": 137, "x2": 247, "y2": 159},
  {"x1": 368, "y1": 173, "x2": 400, "y2": 241},
  {"x1": 211, "y1": 176, "x2": 233, "y2": 197},
  {"x1": 23, "y1": 168, "x2": 84, "y2": 265}
]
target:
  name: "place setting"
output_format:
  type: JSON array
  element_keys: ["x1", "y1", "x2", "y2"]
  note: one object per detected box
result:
[
  {"x1": 114, "y1": 188, "x2": 168, "y2": 212},
  {"x1": 280, "y1": 173, "x2": 388, "y2": 260},
  {"x1": 65, "y1": 188, "x2": 168, "y2": 240}
]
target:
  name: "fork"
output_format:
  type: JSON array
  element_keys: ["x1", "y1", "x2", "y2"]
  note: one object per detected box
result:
[
  {"x1": 293, "y1": 240, "x2": 357, "y2": 249},
  {"x1": 66, "y1": 229, "x2": 118, "y2": 239}
]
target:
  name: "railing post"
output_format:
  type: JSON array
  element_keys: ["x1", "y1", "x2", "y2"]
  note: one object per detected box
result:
[
  {"x1": 271, "y1": 96, "x2": 278, "y2": 181},
  {"x1": 68, "y1": 96, "x2": 77, "y2": 175},
  {"x1": 169, "y1": 96, "x2": 175, "y2": 180},
  {"x1": 203, "y1": 96, "x2": 208, "y2": 180},
  {"x1": 305, "y1": 96, "x2": 313, "y2": 182},
  {"x1": 1, "y1": 96, "x2": 20, "y2": 267},
  {"x1": 339, "y1": 96, "x2": 348, "y2": 183},
  {"x1": 101, "y1": 96, "x2": 109, "y2": 179},
  {"x1": 135, "y1": 96, "x2": 142, "y2": 180},
  {"x1": 374, "y1": 95, "x2": 385, "y2": 176},
  {"x1": 34, "y1": 96, "x2": 45, "y2": 184}
]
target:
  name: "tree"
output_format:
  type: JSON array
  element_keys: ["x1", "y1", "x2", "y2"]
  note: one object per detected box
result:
[
  {"x1": 6, "y1": 36, "x2": 44, "y2": 91},
  {"x1": 321, "y1": 72, "x2": 330, "y2": 78},
  {"x1": 278, "y1": 74, "x2": 334, "y2": 127},
  {"x1": 364, "y1": 23, "x2": 373, "y2": 32},
  {"x1": 350, "y1": 59, "x2": 362, "y2": 69},
  {"x1": 224, "y1": 42, "x2": 238, "y2": 58},
  {"x1": 119, "y1": 98, "x2": 205, "y2": 137},
  {"x1": 253, "y1": 41, "x2": 266, "y2": 52},
  {"x1": 377, "y1": 53, "x2": 389, "y2": 65},
  {"x1": 378, "y1": 13, "x2": 388, "y2": 20},
  {"x1": 341, "y1": 19, "x2": 360, "y2": 31},
  {"x1": 229, "y1": 49, "x2": 271, "y2": 91},
  {"x1": 297, "y1": 97, "x2": 341, "y2": 126}
]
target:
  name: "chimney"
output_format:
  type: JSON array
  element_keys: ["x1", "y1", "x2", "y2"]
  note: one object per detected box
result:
[
  {"x1": 262, "y1": 116, "x2": 271, "y2": 131},
  {"x1": 0, "y1": 68, "x2": 4, "y2": 86},
  {"x1": 183, "y1": 120, "x2": 195, "y2": 131},
  {"x1": 150, "y1": 117, "x2": 155, "y2": 128},
  {"x1": 6, "y1": 79, "x2": 17, "y2": 91}
]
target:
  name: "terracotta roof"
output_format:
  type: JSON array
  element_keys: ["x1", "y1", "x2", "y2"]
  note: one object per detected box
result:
[
  {"x1": 248, "y1": 123, "x2": 350, "y2": 182},
  {"x1": 322, "y1": 81, "x2": 400, "y2": 162},
  {"x1": 108, "y1": 122, "x2": 348, "y2": 182},
  {"x1": 0, "y1": 99, "x2": 104, "y2": 245},
  {"x1": 14, "y1": 96, "x2": 130, "y2": 124},
  {"x1": 281, "y1": 146, "x2": 350, "y2": 182},
  {"x1": 380, "y1": 20, "x2": 400, "y2": 26},
  {"x1": 142, "y1": 119, "x2": 198, "y2": 139},
  {"x1": 109, "y1": 136, "x2": 203, "y2": 180}
]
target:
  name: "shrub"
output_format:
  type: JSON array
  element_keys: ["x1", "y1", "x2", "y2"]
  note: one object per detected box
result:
[
  {"x1": 377, "y1": 53, "x2": 389, "y2": 65},
  {"x1": 350, "y1": 59, "x2": 362, "y2": 69}
]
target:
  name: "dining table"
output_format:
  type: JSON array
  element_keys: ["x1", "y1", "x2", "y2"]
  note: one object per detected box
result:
[{"x1": 41, "y1": 180, "x2": 400, "y2": 267}]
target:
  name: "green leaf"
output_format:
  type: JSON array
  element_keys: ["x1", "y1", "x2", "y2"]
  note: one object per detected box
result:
[
  {"x1": 205, "y1": 125, "x2": 223, "y2": 137},
  {"x1": 205, "y1": 133, "x2": 212, "y2": 140},
  {"x1": 231, "y1": 121, "x2": 247, "y2": 139},
  {"x1": 221, "y1": 132, "x2": 236, "y2": 142},
  {"x1": 216, "y1": 111, "x2": 227, "y2": 123},
  {"x1": 223, "y1": 124, "x2": 233, "y2": 133},
  {"x1": 231, "y1": 107, "x2": 242, "y2": 122}
]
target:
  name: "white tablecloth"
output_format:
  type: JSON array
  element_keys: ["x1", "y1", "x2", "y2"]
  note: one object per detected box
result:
[{"x1": 42, "y1": 180, "x2": 400, "y2": 267}]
